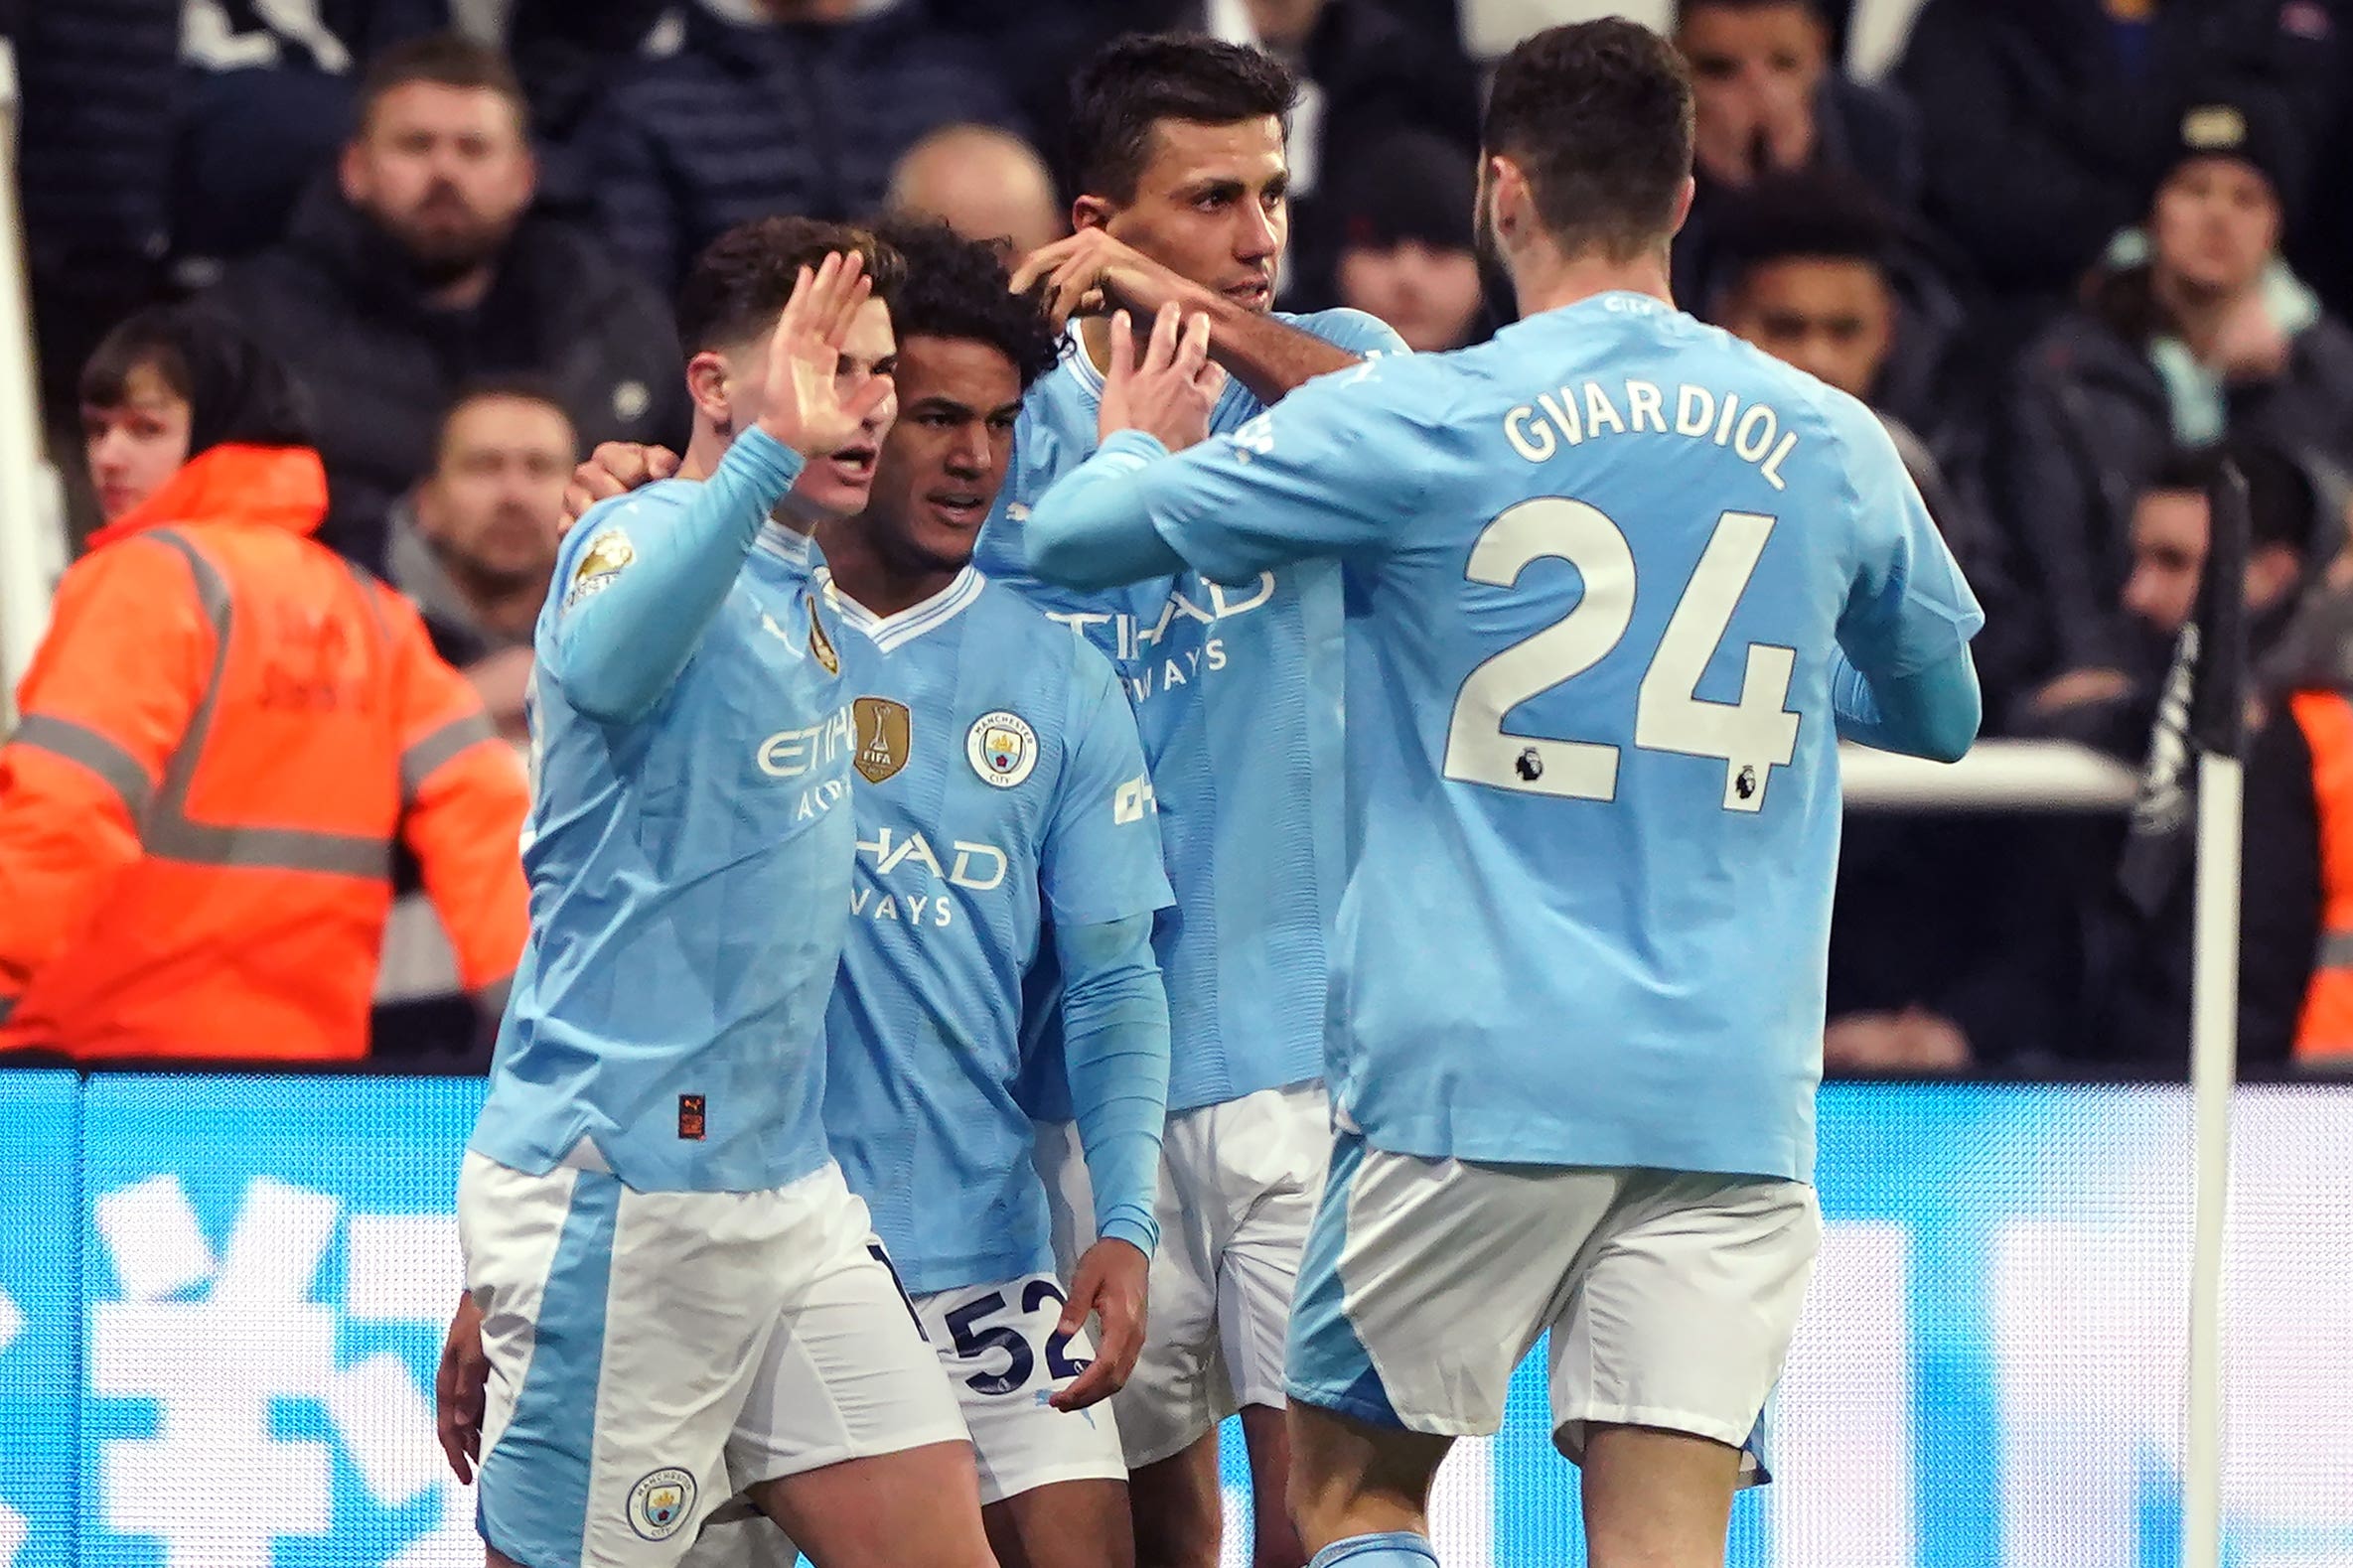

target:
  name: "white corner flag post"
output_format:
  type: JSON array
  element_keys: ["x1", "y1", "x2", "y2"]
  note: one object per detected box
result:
[{"x1": 2182, "y1": 460, "x2": 2252, "y2": 1568}]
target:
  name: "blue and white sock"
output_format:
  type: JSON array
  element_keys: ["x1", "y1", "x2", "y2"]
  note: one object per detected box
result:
[{"x1": 1306, "y1": 1530, "x2": 1441, "y2": 1568}]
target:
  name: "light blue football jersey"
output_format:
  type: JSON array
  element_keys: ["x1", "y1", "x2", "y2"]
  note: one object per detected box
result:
[
  {"x1": 817, "y1": 568, "x2": 1173, "y2": 1295},
  {"x1": 1044, "y1": 293, "x2": 1984, "y2": 1183},
  {"x1": 470, "y1": 466, "x2": 856, "y2": 1193},
  {"x1": 975, "y1": 309, "x2": 1405, "y2": 1111}
]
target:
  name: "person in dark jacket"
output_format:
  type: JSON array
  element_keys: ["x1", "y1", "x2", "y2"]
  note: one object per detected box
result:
[
  {"x1": 2002, "y1": 93, "x2": 2353, "y2": 713},
  {"x1": 1669, "y1": 0, "x2": 1923, "y2": 310},
  {"x1": 579, "y1": 0, "x2": 1020, "y2": 294},
  {"x1": 207, "y1": 33, "x2": 688, "y2": 571},
  {"x1": 1895, "y1": 0, "x2": 2344, "y2": 303},
  {"x1": 2025, "y1": 443, "x2": 2333, "y2": 1072}
]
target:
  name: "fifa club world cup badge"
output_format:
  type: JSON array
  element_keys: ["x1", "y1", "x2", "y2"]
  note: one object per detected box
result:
[
  {"x1": 628, "y1": 1468, "x2": 696, "y2": 1540},
  {"x1": 853, "y1": 697, "x2": 912, "y2": 784},
  {"x1": 967, "y1": 711, "x2": 1038, "y2": 788}
]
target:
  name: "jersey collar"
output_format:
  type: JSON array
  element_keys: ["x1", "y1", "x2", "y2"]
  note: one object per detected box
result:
[
  {"x1": 755, "y1": 520, "x2": 814, "y2": 568},
  {"x1": 819, "y1": 565, "x2": 984, "y2": 653},
  {"x1": 1058, "y1": 322, "x2": 1107, "y2": 405}
]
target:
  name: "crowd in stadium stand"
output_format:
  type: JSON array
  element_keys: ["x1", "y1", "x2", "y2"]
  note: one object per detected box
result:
[{"x1": 6, "y1": 0, "x2": 2353, "y2": 1078}]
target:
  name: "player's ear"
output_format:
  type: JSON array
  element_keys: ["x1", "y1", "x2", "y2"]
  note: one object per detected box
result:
[
  {"x1": 1669, "y1": 174, "x2": 1696, "y2": 238},
  {"x1": 1072, "y1": 195, "x2": 1116, "y2": 233},
  {"x1": 685, "y1": 351, "x2": 731, "y2": 430}
]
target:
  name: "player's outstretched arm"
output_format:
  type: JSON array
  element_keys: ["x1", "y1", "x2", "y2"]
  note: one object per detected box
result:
[
  {"x1": 550, "y1": 429, "x2": 808, "y2": 723},
  {"x1": 552, "y1": 254, "x2": 887, "y2": 724},
  {"x1": 1009, "y1": 229, "x2": 1395, "y2": 403},
  {"x1": 1831, "y1": 645, "x2": 1982, "y2": 763},
  {"x1": 1829, "y1": 393, "x2": 1987, "y2": 764},
  {"x1": 1047, "y1": 910, "x2": 1169, "y2": 1411},
  {"x1": 1030, "y1": 322, "x2": 1428, "y2": 591}
]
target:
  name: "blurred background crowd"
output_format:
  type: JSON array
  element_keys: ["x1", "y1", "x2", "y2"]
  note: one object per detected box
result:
[{"x1": 6, "y1": 0, "x2": 2353, "y2": 1081}]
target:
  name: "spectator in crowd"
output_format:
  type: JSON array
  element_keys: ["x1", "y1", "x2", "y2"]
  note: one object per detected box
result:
[
  {"x1": 2005, "y1": 94, "x2": 2353, "y2": 715},
  {"x1": 209, "y1": 34, "x2": 687, "y2": 573},
  {"x1": 884, "y1": 123, "x2": 1066, "y2": 258},
  {"x1": 582, "y1": 0, "x2": 1020, "y2": 293},
  {"x1": 176, "y1": 0, "x2": 457, "y2": 271},
  {"x1": 1896, "y1": 0, "x2": 2343, "y2": 303},
  {"x1": 1705, "y1": 171, "x2": 2032, "y2": 713},
  {"x1": 1319, "y1": 128, "x2": 1492, "y2": 352},
  {"x1": 1669, "y1": 0, "x2": 1922, "y2": 309},
  {"x1": 387, "y1": 379, "x2": 576, "y2": 743},
  {"x1": 2031, "y1": 443, "x2": 2328, "y2": 1070},
  {"x1": 0, "y1": 306, "x2": 528, "y2": 1064},
  {"x1": 1186, "y1": 0, "x2": 1482, "y2": 303}
]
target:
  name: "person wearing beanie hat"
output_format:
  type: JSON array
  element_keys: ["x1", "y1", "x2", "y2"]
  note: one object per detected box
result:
[
  {"x1": 1324, "y1": 129, "x2": 1494, "y2": 352},
  {"x1": 1998, "y1": 85, "x2": 2353, "y2": 723}
]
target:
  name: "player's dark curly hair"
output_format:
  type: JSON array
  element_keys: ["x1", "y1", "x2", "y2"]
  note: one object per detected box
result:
[
  {"x1": 674, "y1": 215, "x2": 906, "y2": 357},
  {"x1": 872, "y1": 217, "x2": 1060, "y2": 390},
  {"x1": 1070, "y1": 33, "x2": 1296, "y2": 204},
  {"x1": 1483, "y1": 20, "x2": 1694, "y2": 261}
]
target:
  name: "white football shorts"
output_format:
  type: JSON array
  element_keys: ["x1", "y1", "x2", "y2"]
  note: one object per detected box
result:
[
  {"x1": 461, "y1": 1149, "x2": 957, "y2": 1568},
  {"x1": 680, "y1": 1269, "x2": 1123, "y2": 1567},
  {"x1": 1283, "y1": 1133, "x2": 1821, "y2": 1486},
  {"x1": 1036, "y1": 1080, "x2": 1331, "y2": 1468}
]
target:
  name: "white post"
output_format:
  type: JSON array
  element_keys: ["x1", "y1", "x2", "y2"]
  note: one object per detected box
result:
[
  {"x1": 0, "y1": 39, "x2": 56, "y2": 727},
  {"x1": 2181, "y1": 748, "x2": 2243, "y2": 1568}
]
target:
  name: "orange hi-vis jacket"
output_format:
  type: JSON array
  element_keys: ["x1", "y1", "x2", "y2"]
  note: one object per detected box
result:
[
  {"x1": 0, "y1": 443, "x2": 529, "y2": 1060},
  {"x1": 2293, "y1": 688, "x2": 2353, "y2": 1063}
]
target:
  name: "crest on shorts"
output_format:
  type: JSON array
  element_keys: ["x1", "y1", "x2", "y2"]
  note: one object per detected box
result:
[
  {"x1": 809, "y1": 611, "x2": 840, "y2": 675},
  {"x1": 852, "y1": 697, "x2": 913, "y2": 784},
  {"x1": 563, "y1": 526, "x2": 635, "y2": 610},
  {"x1": 967, "y1": 710, "x2": 1038, "y2": 788},
  {"x1": 627, "y1": 1467, "x2": 696, "y2": 1541}
]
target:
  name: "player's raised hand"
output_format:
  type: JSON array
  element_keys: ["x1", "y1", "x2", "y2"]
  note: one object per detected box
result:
[
  {"x1": 561, "y1": 442, "x2": 680, "y2": 533},
  {"x1": 756, "y1": 251, "x2": 895, "y2": 458},
  {"x1": 1011, "y1": 228, "x2": 1198, "y2": 331},
  {"x1": 1049, "y1": 1237, "x2": 1149, "y2": 1412},
  {"x1": 1099, "y1": 304, "x2": 1226, "y2": 451},
  {"x1": 434, "y1": 1292, "x2": 489, "y2": 1484}
]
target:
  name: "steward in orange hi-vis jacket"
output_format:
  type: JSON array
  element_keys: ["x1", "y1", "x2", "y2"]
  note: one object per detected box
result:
[{"x1": 0, "y1": 441, "x2": 529, "y2": 1060}]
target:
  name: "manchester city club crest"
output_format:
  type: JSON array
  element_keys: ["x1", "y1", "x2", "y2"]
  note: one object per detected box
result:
[
  {"x1": 628, "y1": 1467, "x2": 696, "y2": 1541},
  {"x1": 966, "y1": 710, "x2": 1038, "y2": 788},
  {"x1": 852, "y1": 696, "x2": 913, "y2": 784}
]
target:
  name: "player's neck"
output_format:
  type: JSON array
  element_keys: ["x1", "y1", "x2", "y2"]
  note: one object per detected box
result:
[
  {"x1": 1511, "y1": 242, "x2": 1677, "y2": 320},
  {"x1": 681, "y1": 426, "x2": 818, "y2": 534},
  {"x1": 815, "y1": 518, "x2": 956, "y2": 619},
  {"x1": 1077, "y1": 315, "x2": 1112, "y2": 378}
]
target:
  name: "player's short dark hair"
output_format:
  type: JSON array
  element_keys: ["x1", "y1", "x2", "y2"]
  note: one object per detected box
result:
[
  {"x1": 1482, "y1": 20, "x2": 1695, "y2": 261},
  {"x1": 872, "y1": 218, "x2": 1060, "y2": 391},
  {"x1": 80, "y1": 305, "x2": 312, "y2": 454},
  {"x1": 435, "y1": 374, "x2": 578, "y2": 458},
  {"x1": 355, "y1": 33, "x2": 528, "y2": 136},
  {"x1": 1706, "y1": 172, "x2": 1897, "y2": 304},
  {"x1": 674, "y1": 216, "x2": 906, "y2": 358},
  {"x1": 1069, "y1": 34, "x2": 1297, "y2": 203}
]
